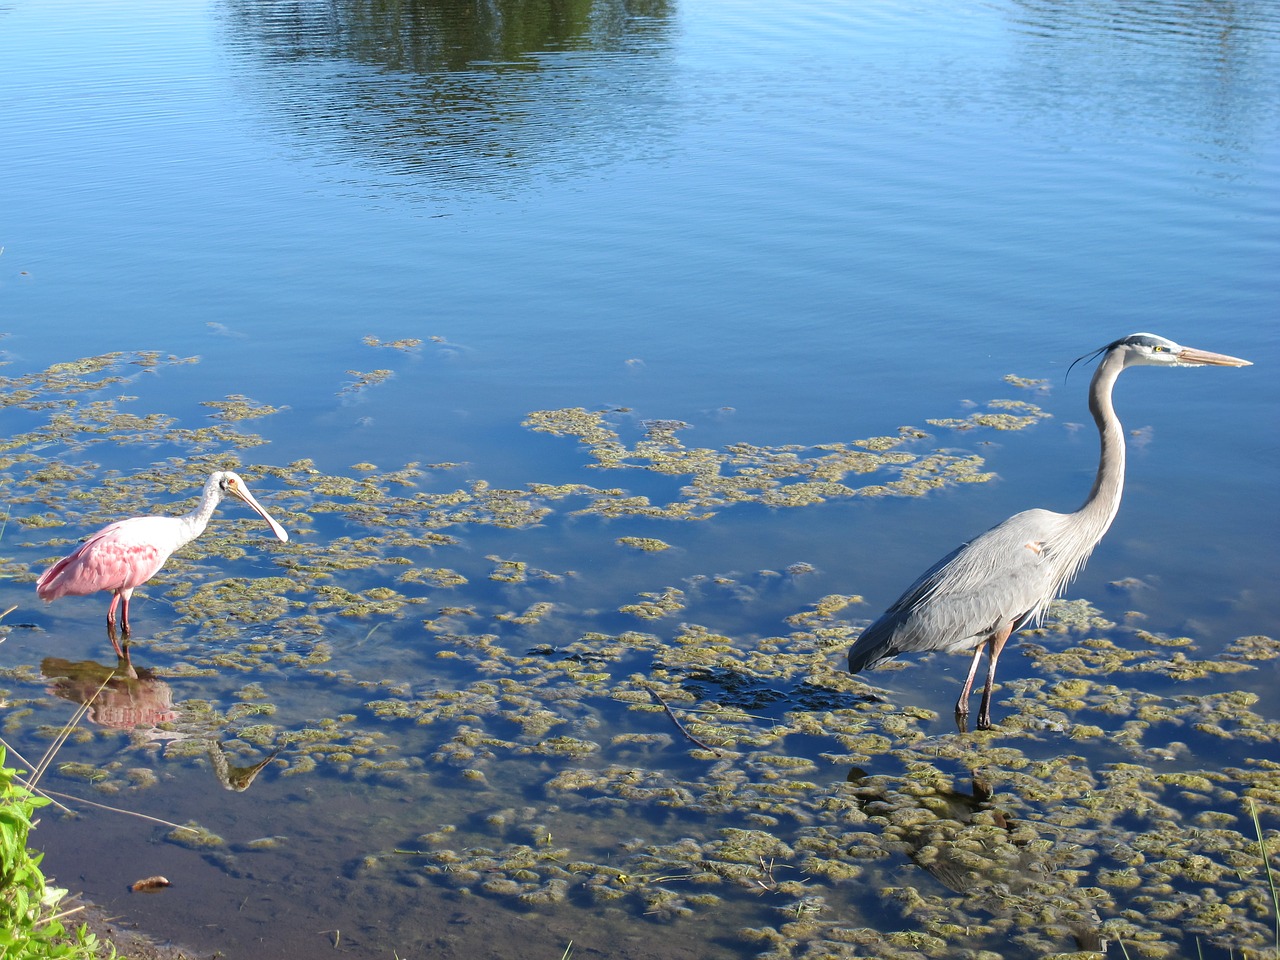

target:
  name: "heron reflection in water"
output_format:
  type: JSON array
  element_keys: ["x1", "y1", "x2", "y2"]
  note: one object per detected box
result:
[
  {"x1": 846, "y1": 333, "x2": 1250, "y2": 729},
  {"x1": 848, "y1": 767, "x2": 1106, "y2": 952}
]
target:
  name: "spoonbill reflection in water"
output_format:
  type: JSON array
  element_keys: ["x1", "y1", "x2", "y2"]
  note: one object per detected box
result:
[{"x1": 36, "y1": 471, "x2": 289, "y2": 655}]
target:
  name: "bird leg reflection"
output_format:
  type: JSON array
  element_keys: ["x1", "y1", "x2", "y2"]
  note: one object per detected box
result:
[
  {"x1": 105, "y1": 618, "x2": 129, "y2": 661},
  {"x1": 955, "y1": 623, "x2": 1013, "y2": 732},
  {"x1": 114, "y1": 652, "x2": 138, "y2": 680}
]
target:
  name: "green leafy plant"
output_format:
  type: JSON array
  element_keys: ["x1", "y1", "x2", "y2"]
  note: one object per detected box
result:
[{"x1": 0, "y1": 748, "x2": 116, "y2": 958}]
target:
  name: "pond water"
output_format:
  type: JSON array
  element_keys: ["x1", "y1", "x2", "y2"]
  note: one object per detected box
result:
[{"x1": 1, "y1": 0, "x2": 1278, "y2": 958}]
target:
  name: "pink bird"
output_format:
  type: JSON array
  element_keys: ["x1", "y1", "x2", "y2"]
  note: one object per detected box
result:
[{"x1": 36, "y1": 471, "x2": 289, "y2": 656}]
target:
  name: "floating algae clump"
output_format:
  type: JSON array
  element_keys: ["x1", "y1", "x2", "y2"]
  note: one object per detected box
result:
[
  {"x1": 56, "y1": 761, "x2": 108, "y2": 783},
  {"x1": 167, "y1": 822, "x2": 226, "y2": 848},
  {"x1": 617, "y1": 537, "x2": 672, "y2": 552},
  {"x1": 1004, "y1": 374, "x2": 1050, "y2": 389},
  {"x1": 519, "y1": 399, "x2": 1047, "y2": 518},
  {"x1": 399, "y1": 567, "x2": 468, "y2": 587},
  {"x1": 620, "y1": 587, "x2": 686, "y2": 620},
  {"x1": 928, "y1": 398, "x2": 1052, "y2": 432},
  {"x1": 362, "y1": 335, "x2": 423, "y2": 352},
  {"x1": 1222, "y1": 634, "x2": 1280, "y2": 661},
  {"x1": 201, "y1": 394, "x2": 287, "y2": 422},
  {"x1": 339, "y1": 369, "x2": 394, "y2": 397},
  {"x1": 487, "y1": 557, "x2": 528, "y2": 582}
]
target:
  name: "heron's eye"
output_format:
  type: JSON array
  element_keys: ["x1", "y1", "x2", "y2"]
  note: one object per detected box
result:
[{"x1": 1153, "y1": 346, "x2": 1168, "y2": 353}]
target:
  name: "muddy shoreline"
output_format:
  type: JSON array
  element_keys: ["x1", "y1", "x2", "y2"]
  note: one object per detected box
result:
[{"x1": 70, "y1": 898, "x2": 209, "y2": 960}]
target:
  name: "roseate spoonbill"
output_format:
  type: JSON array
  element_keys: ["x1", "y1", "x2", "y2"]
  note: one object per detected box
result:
[
  {"x1": 36, "y1": 471, "x2": 289, "y2": 655},
  {"x1": 846, "y1": 333, "x2": 1250, "y2": 730}
]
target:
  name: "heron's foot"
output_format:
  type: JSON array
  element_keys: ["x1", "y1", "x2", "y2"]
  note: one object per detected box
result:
[
  {"x1": 976, "y1": 682, "x2": 998, "y2": 731},
  {"x1": 955, "y1": 703, "x2": 997, "y2": 733}
]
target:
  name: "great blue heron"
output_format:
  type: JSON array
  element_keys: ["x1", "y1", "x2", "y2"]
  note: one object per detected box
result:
[{"x1": 846, "y1": 333, "x2": 1250, "y2": 730}]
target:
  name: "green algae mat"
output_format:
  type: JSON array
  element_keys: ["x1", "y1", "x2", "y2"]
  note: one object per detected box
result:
[{"x1": 1, "y1": 351, "x2": 1276, "y2": 959}]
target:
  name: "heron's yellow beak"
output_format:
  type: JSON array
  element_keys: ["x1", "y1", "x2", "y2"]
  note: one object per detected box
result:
[{"x1": 1176, "y1": 346, "x2": 1251, "y2": 367}]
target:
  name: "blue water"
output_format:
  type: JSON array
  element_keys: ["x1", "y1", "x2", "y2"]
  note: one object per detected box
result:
[
  {"x1": 2, "y1": 0, "x2": 1278, "y2": 956},
  {"x1": 6, "y1": 0, "x2": 1274, "y2": 619}
]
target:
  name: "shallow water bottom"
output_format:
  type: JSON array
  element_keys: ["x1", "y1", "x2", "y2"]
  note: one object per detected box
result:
[{"x1": 1, "y1": 354, "x2": 1275, "y2": 960}]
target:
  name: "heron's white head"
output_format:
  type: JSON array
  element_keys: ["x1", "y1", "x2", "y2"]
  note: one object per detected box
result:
[
  {"x1": 210, "y1": 471, "x2": 289, "y2": 542},
  {"x1": 1070, "y1": 333, "x2": 1251, "y2": 378},
  {"x1": 1111, "y1": 332, "x2": 1251, "y2": 369}
]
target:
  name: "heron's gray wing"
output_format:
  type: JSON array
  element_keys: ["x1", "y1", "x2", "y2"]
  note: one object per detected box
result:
[{"x1": 848, "y1": 510, "x2": 1064, "y2": 672}]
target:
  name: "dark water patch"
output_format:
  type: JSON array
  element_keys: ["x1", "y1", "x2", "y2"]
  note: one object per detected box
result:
[{"x1": 217, "y1": 0, "x2": 680, "y2": 195}]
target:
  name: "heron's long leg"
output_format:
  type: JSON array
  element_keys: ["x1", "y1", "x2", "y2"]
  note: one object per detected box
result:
[
  {"x1": 976, "y1": 623, "x2": 1014, "y2": 731},
  {"x1": 955, "y1": 643, "x2": 987, "y2": 718}
]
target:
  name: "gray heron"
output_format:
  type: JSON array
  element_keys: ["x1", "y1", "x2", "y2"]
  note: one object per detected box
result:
[{"x1": 845, "y1": 332, "x2": 1250, "y2": 730}]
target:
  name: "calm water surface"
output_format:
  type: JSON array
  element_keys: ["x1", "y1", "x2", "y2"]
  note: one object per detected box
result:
[{"x1": 1, "y1": 0, "x2": 1278, "y2": 957}]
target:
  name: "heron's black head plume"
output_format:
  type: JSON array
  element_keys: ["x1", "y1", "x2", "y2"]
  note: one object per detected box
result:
[
  {"x1": 1065, "y1": 341, "x2": 1112, "y2": 383},
  {"x1": 1065, "y1": 333, "x2": 1163, "y2": 383}
]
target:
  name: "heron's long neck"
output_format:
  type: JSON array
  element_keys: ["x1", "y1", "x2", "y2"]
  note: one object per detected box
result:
[{"x1": 1074, "y1": 350, "x2": 1127, "y2": 542}]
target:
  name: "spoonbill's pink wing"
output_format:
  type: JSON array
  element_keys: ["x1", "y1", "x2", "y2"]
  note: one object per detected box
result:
[{"x1": 37, "y1": 518, "x2": 179, "y2": 599}]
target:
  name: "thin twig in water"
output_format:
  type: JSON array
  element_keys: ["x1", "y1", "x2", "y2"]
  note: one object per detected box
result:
[
  {"x1": 4, "y1": 679, "x2": 199, "y2": 831},
  {"x1": 2, "y1": 675, "x2": 111, "y2": 815},
  {"x1": 0, "y1": 738, "x2": 74, "y2": 815},
  {"x1": 35, "y1": 789, "x2": 196, "y2": 832},
  {"x1": 648, "y1": 689, "x2": 724, "y2": 756},
  {"x1": 1251, "y1": 799, "x2": 1279, "y2": 950},
  {"x1": 354, "y1": 623, "x2": 383, "y2": 648},
  {"x1": 670, "y1": 704, "x2": 775, "y2": 724},
  {"x1": 31, "y1": 676, "x2": 113, "y2": 786}
]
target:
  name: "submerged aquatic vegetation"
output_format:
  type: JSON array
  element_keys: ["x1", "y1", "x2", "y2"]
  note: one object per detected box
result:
[{"x1": 1, "y1": 351, "x2": 1276, "y2": 959}]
